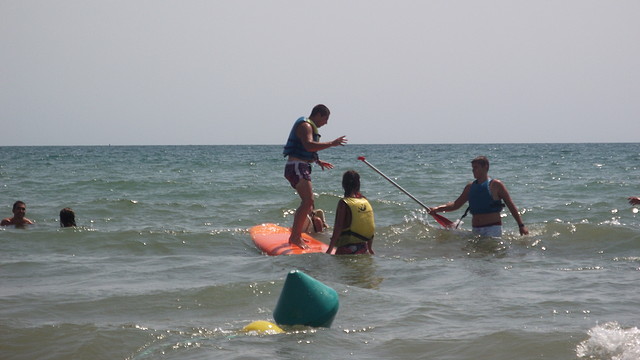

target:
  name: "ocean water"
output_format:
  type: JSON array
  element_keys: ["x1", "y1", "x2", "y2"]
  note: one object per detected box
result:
[{"x1": 1, "y1": 143, "x2": 639, "y2": 360}]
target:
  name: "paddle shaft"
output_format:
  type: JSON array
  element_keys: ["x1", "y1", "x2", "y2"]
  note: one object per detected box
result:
[{"x1": 359, "y1": 158, "x2": 433, "y2": 212}]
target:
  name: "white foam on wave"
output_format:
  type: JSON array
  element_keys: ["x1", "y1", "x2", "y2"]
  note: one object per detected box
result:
[{"x1": 576, "y1": 322, "x2": 640, "y2": 360}]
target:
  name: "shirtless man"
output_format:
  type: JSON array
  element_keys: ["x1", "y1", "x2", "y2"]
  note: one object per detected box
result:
[
  {"x1": 283, "y1": 104, "x2": 347, "y2": 248},
  {"x1": 1, "y1": 201, "x2": 34, "y2": 227},
  {"x1": 430, "y1": 156, "x2": 528, "y2": 237}
]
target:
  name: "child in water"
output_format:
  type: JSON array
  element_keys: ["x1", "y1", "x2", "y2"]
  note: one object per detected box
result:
[
  {"x1": 326, "y1": 170, "x2": 375, "y2": 255},
  {"x1": 304, "y1": 208, "x2": 328, "y2": 234},
  {"x1": 59, "y1": 208, "x2": 76, "y2": 227}
]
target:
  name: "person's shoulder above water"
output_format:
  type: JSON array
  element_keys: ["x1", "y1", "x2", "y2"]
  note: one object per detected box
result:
[{"x1": 1, "y1": 201, "x2": 34, "y2": 227}]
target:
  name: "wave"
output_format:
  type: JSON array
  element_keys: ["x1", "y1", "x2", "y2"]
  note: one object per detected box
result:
[{"x1": 576, "y1": 322, "x2": 640, "y2": 360}]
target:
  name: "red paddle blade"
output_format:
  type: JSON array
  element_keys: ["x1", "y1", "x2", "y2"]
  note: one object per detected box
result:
[
  {"x1": 357, "y1": 156, "x2": 366, "y2": 161},
  {"x1": 431, "y1": 213, "x2": 455, "y2": 229}
]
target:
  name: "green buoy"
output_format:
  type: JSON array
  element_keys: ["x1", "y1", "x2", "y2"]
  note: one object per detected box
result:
[{"x1": 273, "y1": 270, "x2": 339, "y2": 328}]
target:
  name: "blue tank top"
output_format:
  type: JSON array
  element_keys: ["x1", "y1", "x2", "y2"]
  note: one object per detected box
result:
[
  {"x1": 283, "y1": 117, "x2": 320, "y2": 161},
  {"x1": 469, "y1": 179, "x2": 504, "y2": 215}
]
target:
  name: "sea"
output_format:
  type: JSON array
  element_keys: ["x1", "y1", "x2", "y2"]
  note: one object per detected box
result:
[{"x1": 1, "y1": 143, "x2": 639, "y2": 360}]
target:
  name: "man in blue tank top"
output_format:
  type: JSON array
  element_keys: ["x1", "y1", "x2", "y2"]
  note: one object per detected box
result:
[
  {"x1": 283, "y1": 104, "x2": 348, "y2": 248},
  {"x1": 430, "y1": 156, "x2": 528, "y2": 237}
]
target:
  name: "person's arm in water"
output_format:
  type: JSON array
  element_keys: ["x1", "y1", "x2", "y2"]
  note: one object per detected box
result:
[
  {"x1": 494, "y1": 179, "x2": 529, "y2": 235},
  {"x1": 327, "y1": 200, "x2": 349, "y2": 254}
]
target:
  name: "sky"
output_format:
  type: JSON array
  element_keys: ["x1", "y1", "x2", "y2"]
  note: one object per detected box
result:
[{"x1": 1, "y1": 1, "x2": 639, "y2": 146}]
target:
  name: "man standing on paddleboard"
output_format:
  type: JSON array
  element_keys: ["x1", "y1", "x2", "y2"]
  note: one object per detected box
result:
[
  {"x1": 429, "y1": 156, "x2": 529, "y2": 237},
  {"x1": 283, "y1": 104, "x2": 347, "y2": 248}
]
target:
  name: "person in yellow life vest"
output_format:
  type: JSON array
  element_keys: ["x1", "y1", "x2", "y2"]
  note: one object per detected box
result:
[{"x1": 327, "y1": 170, "x2": 375, "y2": 255}]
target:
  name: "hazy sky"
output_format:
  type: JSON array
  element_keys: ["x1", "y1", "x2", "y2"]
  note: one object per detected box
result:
[{"x1": 2, "y1": 1, "x2": 639, "y2": 146}]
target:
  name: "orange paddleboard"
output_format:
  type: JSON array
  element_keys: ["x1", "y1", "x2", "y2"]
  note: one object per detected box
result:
[{"x1": 250, "y1": 223, "x2": 330, "y2": 255}]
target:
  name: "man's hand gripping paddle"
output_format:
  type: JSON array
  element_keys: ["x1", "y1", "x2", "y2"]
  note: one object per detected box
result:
[{"x1": 357, "y1": 156, "x2": 455, "y2": 229}]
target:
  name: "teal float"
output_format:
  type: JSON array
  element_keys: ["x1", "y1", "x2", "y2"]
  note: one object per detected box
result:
[{"x1": 273, "y1": 270, "x2": 339, "y2": 328}]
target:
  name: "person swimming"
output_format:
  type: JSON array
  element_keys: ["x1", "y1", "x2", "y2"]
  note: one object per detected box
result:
[{"x1": 59, "y1": 207, "x2": 76, "y2": 227}]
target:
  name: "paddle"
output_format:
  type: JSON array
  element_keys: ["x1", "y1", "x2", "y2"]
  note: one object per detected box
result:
[{"x1": 357, "y1": 156, "x2": 455, "y2": 229}]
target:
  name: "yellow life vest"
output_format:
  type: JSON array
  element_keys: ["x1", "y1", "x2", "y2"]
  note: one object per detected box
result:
[{"x1": 336, "y1": 197, "x2": 375, "y2": 247}]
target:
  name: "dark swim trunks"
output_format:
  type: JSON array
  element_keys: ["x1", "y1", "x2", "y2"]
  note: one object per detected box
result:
[
  {"x1": 284, "y1": 161, "x2": 312, "y2": 188},
  {"x1": 335, "y1": 243, "x2": 368, "y2": 255}
]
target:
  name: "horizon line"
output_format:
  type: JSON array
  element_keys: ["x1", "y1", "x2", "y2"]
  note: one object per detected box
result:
[{"x1": 1, "y1": 141, "x2": 639, "y2": 147}]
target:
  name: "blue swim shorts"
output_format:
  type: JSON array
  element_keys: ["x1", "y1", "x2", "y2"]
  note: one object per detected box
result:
[{"x1": 472, "y1": 224, "x2": 502, "y2": 237}]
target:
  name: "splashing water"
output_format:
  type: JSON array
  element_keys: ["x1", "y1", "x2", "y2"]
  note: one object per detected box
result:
[{"x1": 576, "y1": 322, "x2": 640, "y2": 360}]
